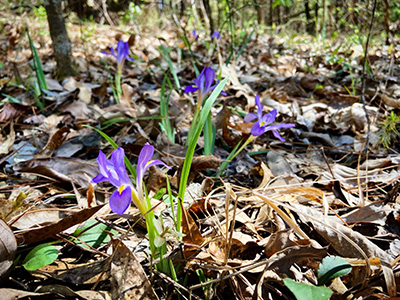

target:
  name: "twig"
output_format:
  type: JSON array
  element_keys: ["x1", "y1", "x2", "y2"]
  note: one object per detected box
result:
[
  {"x1": 101, "y1": 0, "x2": 115, "y2": 26},
  {"x1": 360, "y1": 0, "x2": 377, "y2": 153},
  {"x1": 153, "y1": 269, "x2": 203, "y2": 300}
]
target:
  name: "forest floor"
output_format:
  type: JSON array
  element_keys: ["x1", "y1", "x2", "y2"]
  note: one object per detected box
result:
[{"x1": 0, "y1": 8, "x2": 400, "y2": 300}]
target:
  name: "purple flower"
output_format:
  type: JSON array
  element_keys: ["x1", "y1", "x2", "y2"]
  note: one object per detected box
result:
[
  {"x1": 92, "y1": 143, "x2": 169, "y2": 215},
  {"x1": 192, "y1": 29, "x2": 198, "y2": 39},
  {"x1": 211, "y1": 30, "x2": 221, "y2": 40},
  {"x1": 101, "y1": 40, "x2": 133, "y2": 73},
  {"x1": 184, "y1": 67, "x2": 227, "y2": 102},
  {"x1": 244, "y1": 95, "x2": 295, "y2": 141},
  {"x1": 135, "y1": 143, "x2": 169, "y2": 200}
]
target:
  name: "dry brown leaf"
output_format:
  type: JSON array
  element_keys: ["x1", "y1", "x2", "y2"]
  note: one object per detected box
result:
[
  {"x1": 12, "y1": 209, "x2": 61, "y2": 230},
  {"x1": 0, "y1": 220, "x2": 17, "y2": 281},
  {"x1": 111, "y1": 239, "x2": 159, "y2": 300},
  {"x1": 38, "y1": 126, "x2": 70, "y2": 157},
  {"x1": 0, "y1": 103, "x2": 29, "y2": 122},
  {"x1": 254, "y1": 162, "x2": 274, "y2": 189},
  {"x1": 63, "y1": 77, "x2": 92, "y2": 104},
  {"x1": 182, "y1": 202, "x2": 205, "y2": 256},
  {"x1": 0, "y1": 289, "x2": 50, "y2": 300},
  {"x1": 263, "y1": 229, "x2": 298, "y2": 257},
  {"x1": 0, "y1": 123, "x2": 15, "y2": 155},
  {"x1": 14, "y1": 157, "x2": 99, "y2": 187},
  {"x1": 15, "y1": 204, "x2": 105, "y2": 245},
  {"x1": 292, "y1": 204, "x2": 393, "y2": 263},
  {"x1": 41, "y1": 259, "x2": 109, "y2": 285}
]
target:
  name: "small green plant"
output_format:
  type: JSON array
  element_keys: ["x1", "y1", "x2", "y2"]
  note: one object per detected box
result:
[
  {"x1": 22, "y1": 243, "x2": 58, "y2": 271},
  {"x1": 284, "y1": 255, "x2": 352, "y2": 300},
  {"x1": 196, "y1": 269, "x2": 213, "y2": 300},
  {"x1": 379, "y1": 111, "x2": 400, "y2": 148},
  {"x1": 27, "y1": 30, "x2": 47, "y2": 110},
  {"x1": 32, "y1": 5, "x2": 47, "y2": 20},
  {"x1": 72, "y1": 219, "x2": 118, "y2": 249},
  {"x1": 159, "y1": 76, "x2": 175, "y2": 143}
]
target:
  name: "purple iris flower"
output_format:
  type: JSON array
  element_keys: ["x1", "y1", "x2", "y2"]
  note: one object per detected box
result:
[
  {"x1": 101, "y1": 40, "x2": 133, "y2": 73},
  {"x1": 184, "y1": 67, "x2": 227, "y2": 102},
  {"x1": 192, "y1": 29, "x2": 198, "y2": 39},
  {"x1": 244, "y1": 95, "x2": 295, "y2": 141},
  {"x1": 211, "y1": 30, "x2": 221, "y2": 40},
  {"x1": 92, "y1": 143, "x2": 169, "y2": 215}
]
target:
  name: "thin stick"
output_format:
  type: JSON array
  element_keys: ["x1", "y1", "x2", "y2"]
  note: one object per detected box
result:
[{"x1": 360, "y1": 0, "x2": 377, "y2": 153}]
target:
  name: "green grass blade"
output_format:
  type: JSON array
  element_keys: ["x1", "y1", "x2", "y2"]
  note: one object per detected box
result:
[
  {"x1": 159, "y1": 75, "x2": 175, "y2": 143},
  {"x1": 27, "y1": 31, "x2": 47, "y2": 92},
  {"x1": 159, "y1": 45, "x2": 181, "y2": 89},
  {"x1": 235, "y1": 29, "x2": 254, "y2": 61},
  {"x1": 83, "y1": 125, "x2": 136, "y2": 179},
  {"x1": 1, "y1": 93, "x2": 21, "y2": 103}
]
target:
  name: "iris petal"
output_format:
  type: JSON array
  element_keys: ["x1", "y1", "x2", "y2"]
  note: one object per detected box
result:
[
  {"x1": 137, "y1": 143, "x2": 154, "y2": 188},
  {"x1": 251, "y1": 122, "x2": 266, "y2": 136},
  {"x1": 203, "y1": 67, "x2": 215, "y2": 93},
  {"x1": 184, "y1": 85, "x2": 198, "y2": 93},
  {"x1": 92, "y1": 174, "x2": 108, "y2": 184},
  {"x1": 261, "y1": 109, "x2": 277, "y2": 125},
  {"x1": 271, "y1": 130, "x2": 285, "y2": 142},
  {"x1": 96, "y1": 150, "x2": 108, "y2": 177},
  {"x1": 109, "y1": 185, "x2": 132, "y2": 215},
  {"x1": 143, "y1": 159, "x2": 170, "y2": 175},
  {"x1": 244, "y1": 112, "x2": 258, "y2": 123},
  {"x1": 255, "y1": 95, "x2": 264, "y2": 120}
]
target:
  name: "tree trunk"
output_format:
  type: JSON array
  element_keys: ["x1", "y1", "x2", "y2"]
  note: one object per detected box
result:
[
  {"x1": 254, "y1": 0, "x2": 263, "y2": 26},
  {"x1": 314, "y1": 0, "x2": 319, "y2": 34},
  {"x1": 383, "y1": 0, "x2": 390, "y2": 45},
  {"x1": 305, "y1": 0, "x2": 315, "y2": 35},
  {"x1": 44, "y1": 0, "x2": 78, "y2": 79},
  {"x1": 267, "y1": 0, "x2": 272, "y2": 26},
  {"x1": 203, "y1": 0, "x2": 214, "y2": 34}
]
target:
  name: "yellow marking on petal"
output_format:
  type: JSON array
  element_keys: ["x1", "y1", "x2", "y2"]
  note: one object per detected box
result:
[
  {"x1": 145, "y1": 160, "x2": 154, "y2": 166},
  {"x1": 260, "y1": 121, "x2": 266, "y2": 126},
  {"x1": 118, "y1": 185, "x2": 125, "y2": 194}
]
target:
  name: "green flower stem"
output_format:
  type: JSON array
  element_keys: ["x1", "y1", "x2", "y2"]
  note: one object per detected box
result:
[
  {"x1": 218, "y1": 135, "x2": 256, "y2": 176},
  {"x1": 114, "y1": 71, "x2": 122, "y2": 104}
]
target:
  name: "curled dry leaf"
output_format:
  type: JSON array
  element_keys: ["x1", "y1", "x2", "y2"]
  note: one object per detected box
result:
[
  {"x1": 0, "y1": 123, "x2": 15, "y2": 155},
  {"x1": 14, "y1": 157, "x2": 99, "y2": 187},
  {"x1": 182, "y1": 204, "x2": 205, "y2": 256},
  {"x1": 292, "y1": 204, "x2": 393, "y2": 263},
  {"x1": 15, "y1": 204, "x2": 105, "y2": 245},
  {"x1": 0, "y1": 220, "x2": 17, "y2": 282},
  {"x1": 0, "y1": 103, "x2": 29, "y2": 122}
]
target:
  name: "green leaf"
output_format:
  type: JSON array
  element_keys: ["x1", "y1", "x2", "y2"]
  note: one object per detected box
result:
[
  {"x1": 83, "y1": 125, "x2": 136, "y2": 179},
  {"x1": 284, "y1": 278, "x2": 333, "y2": 300},
  {"x1": 23, "y1": 244, "x2": 58, "y2": 271},
  {"x1": 177, "y1": 76, "x2": 229, "y2": 232},
  {"x1": 72, "y1": 219, "x2": 118, "y2": 249},
  {"x1": 318, "y1": 256, "x2": 352, "y2": 285},
  {"x1": 1, "y1": 93, "x2": 21, "y2": 103}
]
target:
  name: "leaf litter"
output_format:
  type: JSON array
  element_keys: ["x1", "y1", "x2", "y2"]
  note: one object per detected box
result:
[{"x1": 0, "y1": 7, "x2": 400, "y2": 300}]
